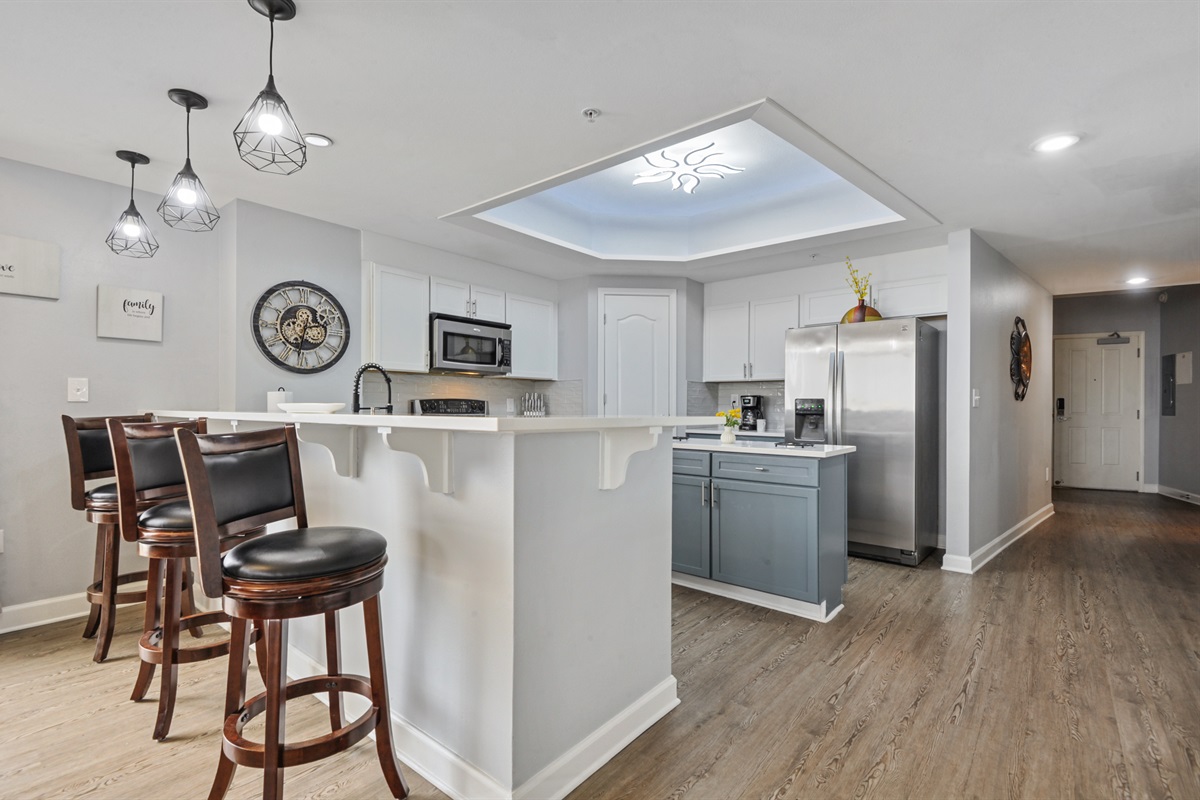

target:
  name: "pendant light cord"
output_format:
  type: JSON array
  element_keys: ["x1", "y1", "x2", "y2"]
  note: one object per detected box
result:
[
  {"x1": 129, "y1": 161, "x2": 135, "y2": 203},
  {"x1": 185, "y1": 107, "x2": 191, "y2": 158},
  {"x1": 268, "y1": 14, "x2": 275, "y2": 78}
]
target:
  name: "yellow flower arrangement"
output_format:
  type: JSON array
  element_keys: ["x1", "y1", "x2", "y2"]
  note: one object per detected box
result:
[
  {"x1": 844, "y1": 256, "x2": 871, "y2": 301},
  {"x1": 716, "y1": 408, "x2": 742, "y2": 427}
]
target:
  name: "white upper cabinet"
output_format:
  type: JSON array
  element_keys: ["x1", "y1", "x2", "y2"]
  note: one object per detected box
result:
[
  {"x1": 431, "y1": 277, "x2": 506, "y2": 322},
  {"x1": 748, "y1": 297, "x2": 799, "y2": 380},
  {"x1": 703, "y1": 303, "x2": 750, "y2": 382},
  {"x1": 505, "y1": 293, "x2": 558, "y2": 380},
  {"x1": 366, "y1": 262, "x2": 429, "y2": 373},
  {"x1": 703, "y1": 297, "x2": 798, "y2": 382}
]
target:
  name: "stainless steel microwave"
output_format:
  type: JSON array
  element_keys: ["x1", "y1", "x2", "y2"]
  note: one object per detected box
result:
[{"x1": 429, "y1": 313, "x2": 512, "y2": 375}]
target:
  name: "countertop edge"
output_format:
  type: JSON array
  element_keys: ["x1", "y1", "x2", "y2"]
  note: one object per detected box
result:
[
  {"x1": 673, "y1": 441, "x2": 856, "y2": 458},
  {"x1": 151, "y1": 410, "x2": 725, "y2": 434}
]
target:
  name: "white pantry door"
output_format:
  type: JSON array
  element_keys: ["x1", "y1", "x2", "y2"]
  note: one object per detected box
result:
[
  {"x1": 1053, "y1": 334, "x2": 1143, "y2": 491},
  {"x1": 599, "y1": 290, "x2": 675, "y2": 417}
]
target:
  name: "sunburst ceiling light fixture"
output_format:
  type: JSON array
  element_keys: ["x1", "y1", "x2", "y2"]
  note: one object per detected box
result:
[
  {"x1": 633, "y1": 142, "x2": 743, "y2": 194},
  {"x1": 106, "y1": 150, "x2": 159, "y2": 258},
  {"x1": 233, "y1": 0, "x2": 306, "y2": 175},
  {"x1": 159, "y1": 89, "x2": 220, "y2": 231}
]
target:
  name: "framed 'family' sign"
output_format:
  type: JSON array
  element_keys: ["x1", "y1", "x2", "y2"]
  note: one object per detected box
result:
[
  {"x1": 0, "y1": 232, "x2": 61, "y2": 299},
  {"x1": 97, "y1": 285, "x2": 164, "y2": 342}
]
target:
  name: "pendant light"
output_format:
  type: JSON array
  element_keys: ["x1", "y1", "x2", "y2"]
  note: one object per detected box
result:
[
  {"x1": 233, "y1": 0, "x2": 306, "y2": 175},
  {"x1": 159, "y1": 89, "x2": 220, "y2": 231},
  {"x1": 106, "y1": 151, "x2": 159, "y2": 258}
]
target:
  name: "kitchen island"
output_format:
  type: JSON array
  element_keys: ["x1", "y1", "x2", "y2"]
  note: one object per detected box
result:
[
  {"x1": 671, "y1": 439, "x2": 855, "y2": 622},
  {"x1": 153, "y1": 409, "x2": 719, "y2": 800}
]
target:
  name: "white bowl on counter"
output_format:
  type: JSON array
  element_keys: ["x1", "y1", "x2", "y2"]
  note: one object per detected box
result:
[{"x1": 276, "y1": 402, "x2": 346, "y2": 414}]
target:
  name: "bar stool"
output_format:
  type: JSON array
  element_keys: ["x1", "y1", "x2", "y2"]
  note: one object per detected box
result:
[
  {"x1": 176, "y1": 424, "x2": 409, "y2": 800},
  {"x1": 108, "y1": 418, "x2": 267, "y2": 740},
  {"x1": 62, "y1": 413, "x2": 153, "y2": 662}
]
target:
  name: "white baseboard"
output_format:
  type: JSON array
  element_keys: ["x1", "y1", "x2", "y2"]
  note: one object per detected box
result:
[
  {"x1": 0, "y1": 592, "x2": 89, "y2": 635},
  {"x1": 941, "y1": 503, "x2": 1055, "y2": 575},
  {"x1": 671, "y1": 573, "x2": 840, "y2": 622},
  {"x1": 281, "y1": 641, "x2": 678, "y2": 800},
  {"x1": 1141, "y1": 483, "x2": 1160, "y2": 493},
  {"x1": 1159, "y1": 485, "x2": 1200, "y2": 506},
  {"x1": 513, "y1": 676, "x2": 679, "y2": 800}
]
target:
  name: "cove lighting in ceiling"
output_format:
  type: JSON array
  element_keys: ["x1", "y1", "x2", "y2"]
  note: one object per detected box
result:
[
  {"x1": 1032, "y1": 133, "x2": 1081, "y2": 153},
  {"x1": 442, "y1": 99, "x2": 940, "y2": 265},
  {"x1": 633, "y1": 142, "x2": 743, "y2": 194}
]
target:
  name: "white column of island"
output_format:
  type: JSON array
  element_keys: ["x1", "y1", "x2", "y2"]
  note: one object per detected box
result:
[{"x1": 154, "y1": 410, "x2": 722, "y2": 800}]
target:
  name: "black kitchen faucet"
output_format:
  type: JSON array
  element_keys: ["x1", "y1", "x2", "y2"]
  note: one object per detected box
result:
[{"x1": 352, "y1": 362, "x2": 393, "y2": 414}]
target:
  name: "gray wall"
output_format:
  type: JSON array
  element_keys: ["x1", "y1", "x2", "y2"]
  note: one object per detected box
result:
[
  {"x1": 1054, "y1": 289, "x2": 1163, "y2": 486},
  {"x1": 226, "y1": 200, "x2": 363, "y2": 411},
  {"x1": 0, "y1": 157, "x2": 220, "y2": 610},
  {"x1": 946, "y1": 230, "x2": 1054, "y2": 561},
  {"x1": 1158, "y1": 284, "x2": 1200, "y2": 493}
]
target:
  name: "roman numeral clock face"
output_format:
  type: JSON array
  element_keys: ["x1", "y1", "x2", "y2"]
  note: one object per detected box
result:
[{"x1": 252, "y1": 281, "x2": 350, "y2": 374}]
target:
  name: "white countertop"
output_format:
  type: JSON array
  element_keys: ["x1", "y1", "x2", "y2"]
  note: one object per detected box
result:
[
  {"x1": 684, "y1": 427, "x2": 784, "y2": 438},
  {"x1": 674, "y1": 440, "x2": 855, "y2": 458},
  {"x1": 154, "y1": 409, "x2": 725, "y2": 434}
]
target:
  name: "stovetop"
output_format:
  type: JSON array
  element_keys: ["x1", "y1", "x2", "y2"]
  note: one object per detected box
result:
[{"x1": 410, "y1": 398, "x2": 488, "y2": 416}]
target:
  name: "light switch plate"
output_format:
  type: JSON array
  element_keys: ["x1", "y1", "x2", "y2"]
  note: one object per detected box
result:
[{"x1": 67, "y1": 377, "x2": 89, "y2": 402}]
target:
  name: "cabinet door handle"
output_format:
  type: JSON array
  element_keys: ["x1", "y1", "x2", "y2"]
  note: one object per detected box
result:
[
  {"x1": 743, "y1": 363, "x2": 747, "y2": 379},
  {"x1": 754, "y1": 466, "x2": 767, "y2": 471},
  {"x1": 711, "y1": 482, "x2": 718, "y2": 505},
  {"x1": 748, "y1": 363, "x2": 753, "y2": 378},
  {"x1": 701, "y1": 483, "x2": 708, "y2": 507}
]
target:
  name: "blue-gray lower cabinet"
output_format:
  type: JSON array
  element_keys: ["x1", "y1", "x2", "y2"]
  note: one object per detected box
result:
[
  {"x1": 671, "y1": 474, "x2": 711, "y2": 577},
  {"x1": 711, "y1": 479, "x2": 819, "y2": 602}
]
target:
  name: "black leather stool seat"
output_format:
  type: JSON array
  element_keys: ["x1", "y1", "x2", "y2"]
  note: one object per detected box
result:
[
  {"x1": 85, "y1": 482, "x2": 119, "y2": 507},
  {"x1": 222, "y1": 527, "x2": 387, "y2": 582},
  {"x1": 138, "y1": 500, "x2": 194, "y2": 531}
]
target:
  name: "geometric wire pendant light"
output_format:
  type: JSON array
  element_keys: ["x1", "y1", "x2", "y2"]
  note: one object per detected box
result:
[
  {"x1": 106, "y1": 150, "x2": 159, "y2": 258},
  {"x1": 159, "y1": 89, "x2": 220, "y2": 231},
  {"x1": 233, "y1": 0, "x2": 306, "y2": 175}
]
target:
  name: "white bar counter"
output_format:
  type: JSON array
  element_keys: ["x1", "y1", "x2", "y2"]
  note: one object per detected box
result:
[{"x1": 154, "y1": 410, "x2": 721, "y2": 800}]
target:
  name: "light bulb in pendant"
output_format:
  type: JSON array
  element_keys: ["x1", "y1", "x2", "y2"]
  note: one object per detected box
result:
[
  {"x1": 175, "y1": 186, "x2": 197, "y2": 206},
  {"x1": 257, "y1": 113, "x2": 283, "y2": 135},
  {"x1": 122, "y1": 221, "x2": 141, "y2": 237}
]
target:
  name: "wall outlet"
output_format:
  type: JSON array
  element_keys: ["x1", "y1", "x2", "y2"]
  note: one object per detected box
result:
[
  {"x1": 730, "y1": 393, "x2": 738, "y2": 407},
  {"x1": 67, "y1": 377, "x2": 89, "y2": 402}
]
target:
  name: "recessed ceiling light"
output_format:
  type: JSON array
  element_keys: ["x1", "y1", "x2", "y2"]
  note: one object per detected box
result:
[
  {"x1": 1032, "y1": 133, "x2": 1081, "y2": 153},
  {"x1": 1126, "y1": 277, "x2": 1149, "y2": 285},
  {"x1": 303, "y1": 133, "x2": 333, "y2": 147}
]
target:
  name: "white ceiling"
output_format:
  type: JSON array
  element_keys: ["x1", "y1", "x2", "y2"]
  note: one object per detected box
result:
[{"x1": 1, "y1": 1, "x2": 1197, "y2": 294}]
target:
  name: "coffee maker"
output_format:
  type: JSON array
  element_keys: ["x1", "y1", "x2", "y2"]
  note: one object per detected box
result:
[
  {"x1": 794, "y1": 398, "x2": 827, "y2": 443},
  {"x1": 739, "y1": 395, "x2": 764, "y2": 431}
]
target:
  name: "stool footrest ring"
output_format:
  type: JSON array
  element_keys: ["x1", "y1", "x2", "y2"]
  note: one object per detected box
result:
[
  {"x1": 86, "y1": 570, "x2": 150, "y2": 606},
  {"x1": 222, "y1": 674, "x2": 378, "y2": 769}
]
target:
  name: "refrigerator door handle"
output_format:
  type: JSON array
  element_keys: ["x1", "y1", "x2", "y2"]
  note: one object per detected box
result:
[
  {"x1": 827, "y1": 351, "x2": 838, "y2": 444},
  {"x1": 836, "y1": 351, "x2": 845, "y2": 444}
]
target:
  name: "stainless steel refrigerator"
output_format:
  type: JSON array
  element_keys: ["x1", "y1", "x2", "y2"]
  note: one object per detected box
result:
[{"x1": 784, "y1": 318, "x2": 939, "y2": 566}]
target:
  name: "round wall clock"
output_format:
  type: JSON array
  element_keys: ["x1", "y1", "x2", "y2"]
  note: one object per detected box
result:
[
  {"x1": 1009, "y1": 316, "x2": 1032, "y2": 401},
  {"x1": 251, "y1": 280, "x2": 350, "y2": 373}
]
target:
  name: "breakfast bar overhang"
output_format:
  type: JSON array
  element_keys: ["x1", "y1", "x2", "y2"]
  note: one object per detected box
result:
[{"x1": 155, "y1": 410, "x2": 720, "y2": 800}]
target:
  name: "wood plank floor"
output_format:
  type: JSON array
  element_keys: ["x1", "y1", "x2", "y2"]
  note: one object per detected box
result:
[{"x1": 2, "y1": 489, "x2": 1196, "y2": 799}]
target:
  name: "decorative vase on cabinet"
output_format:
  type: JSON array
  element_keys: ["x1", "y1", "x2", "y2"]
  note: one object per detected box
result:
[
  {"x1": 841, "y1": 299, "x2": 883, "y2": 324},
  {"x1": 720, "y1": 428, "x2": 736, "y2": 445}
]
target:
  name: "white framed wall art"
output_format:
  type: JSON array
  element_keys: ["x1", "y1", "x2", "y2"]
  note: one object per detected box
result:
[
  {"x1": 0, "y1": 232, "x2": 61, "y2": 299},
  {"x1": 97, "y1": 285, "x2": 163, "y2": 342}
]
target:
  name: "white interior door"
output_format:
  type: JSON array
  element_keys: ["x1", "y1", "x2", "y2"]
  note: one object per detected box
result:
[
  {"x1": 1053, "y1": 334, "x2": 1143, "y2": 491},
  {"x1": 600, "y1": 291, "x2": 675, "y2": 417}
]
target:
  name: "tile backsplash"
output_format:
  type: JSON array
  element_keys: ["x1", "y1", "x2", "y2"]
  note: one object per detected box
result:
[
  {"x1": 687, "y1": 380, "x2": 786, "y2": 432},
  {"x1": 358, "y1": 371, "x2": 583, "y2": 416}
]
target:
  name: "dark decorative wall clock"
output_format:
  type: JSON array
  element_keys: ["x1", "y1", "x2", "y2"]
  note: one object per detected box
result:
[
  {"x1": 252, "y1": 280, "x2": 349, "y2": 373},
  {"x1": 1010, "y1": 316, "x2": 1032, "y2": 401}
]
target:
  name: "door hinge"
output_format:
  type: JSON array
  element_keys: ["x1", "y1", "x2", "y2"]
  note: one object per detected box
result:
[
  {"x1": 1137, "y1": 471, "x2": 1140, "y2": 481},
  {"x1": 1137, "y1": 347, "x2": 1141, "y2": 357},
  {"x1": 1137, "y1": 409, "x2": 1140, "y2": 419},
  {"x1": 603, "y1": 393, "x2": 607, "y2": 407},
  {"x1": 603, "y1": 313, "x2": 607, "y2": 324}
]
